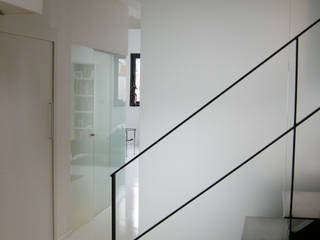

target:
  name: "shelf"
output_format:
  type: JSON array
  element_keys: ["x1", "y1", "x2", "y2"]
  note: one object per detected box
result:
[
  {"x1": 73, "y1": 110, "x2": 94, "y2": 113},
  {"x1": 74, "y1": 94, "x2": 94, "y2": 97},
  {"x1": 74, "y1": 78, "x2": 94, "y2": 81},
  {"x1": 72, "y1": 153, "x2": 88, "y2": 161}
]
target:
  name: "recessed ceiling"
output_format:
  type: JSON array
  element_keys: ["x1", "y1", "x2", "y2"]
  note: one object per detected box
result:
[
  {"x1": 128, "y1": 0, "x2": 141, "y2": 19},
  {"x1": 127, "y1": 0, "x2": 141, "y2": 29}
]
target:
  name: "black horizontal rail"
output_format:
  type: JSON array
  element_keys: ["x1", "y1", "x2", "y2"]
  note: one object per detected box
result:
[
  {"x1": 134, "y1": 106, "x2": 320, "y2": 240},
  {"x1": 111, "y1": 17, "x2": 320, "y2": 177}
]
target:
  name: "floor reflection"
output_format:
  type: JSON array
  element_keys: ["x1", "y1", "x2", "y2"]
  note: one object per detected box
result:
[{"x1": 68, "y1": 145, "x2": 139, "y2": 240}]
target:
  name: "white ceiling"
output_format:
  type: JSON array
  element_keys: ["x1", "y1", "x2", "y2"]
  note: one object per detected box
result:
[{"x1": 128, "y1": 0, "x2": 141, "y2": 19}]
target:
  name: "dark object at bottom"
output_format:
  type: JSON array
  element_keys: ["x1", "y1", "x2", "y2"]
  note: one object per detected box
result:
[{"x1": 292, "y1": 220, "x2": 320, "y2": 240}]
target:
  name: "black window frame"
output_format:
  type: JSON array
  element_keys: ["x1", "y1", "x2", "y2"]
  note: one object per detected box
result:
[{"x1": 130, "y1": 53, "x2": 140, "y2": 107}]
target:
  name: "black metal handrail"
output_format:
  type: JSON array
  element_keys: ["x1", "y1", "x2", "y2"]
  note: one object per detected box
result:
[
  {"x1": 111, "y1": 18, "x2": 320, "y2": 177},
  {"x1": 111, "y1": 18, "x2": 320, "y2": 240}
]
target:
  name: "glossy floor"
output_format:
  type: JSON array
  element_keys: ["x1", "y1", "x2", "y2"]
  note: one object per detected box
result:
[{"x1": 67, "y1": 144, "x2": 139, "y2": 240}]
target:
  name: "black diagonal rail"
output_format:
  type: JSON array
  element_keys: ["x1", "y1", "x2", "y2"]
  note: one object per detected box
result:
[
  {"x1": 111, "y1": 18, "x2": 320, "y2": 240},
  {"x1": 111, "y1": 18, "x2": 320, "y2": 177},
  {"x1": 134, "y1": 107, "x2": 320, "y2": 240}
]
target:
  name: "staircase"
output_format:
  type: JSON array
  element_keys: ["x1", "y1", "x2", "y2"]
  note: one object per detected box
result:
[
  {"x1": 242, "y1": 191, "x2": 320, "y2": 240},
  {"x1": 111, "y1": 18, "x2": 320, "y2": 240}
]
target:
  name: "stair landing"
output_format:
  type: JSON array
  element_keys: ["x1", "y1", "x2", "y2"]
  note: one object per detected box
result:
[{"x1": 242, "y1": 217, "x2": 289, "y2": 240}]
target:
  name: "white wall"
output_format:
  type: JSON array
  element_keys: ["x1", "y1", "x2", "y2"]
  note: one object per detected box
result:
[
  {"x1": 139, "y1": 0, "x2": 320, "y2": 239},
  {"x1": 126, "y1": 29, "x2": 141, "y2": 146},
  {"x1": 0, "y1": 0, "x2": 128, "y2": 239},
  {"x1": 69, "y1": 0, "x2": 128, "y2": 56}
]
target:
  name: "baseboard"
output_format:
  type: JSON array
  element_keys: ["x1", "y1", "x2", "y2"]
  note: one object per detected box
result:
[{"x1": 57, "y1": 230, "x2": 72, "y2": 240}]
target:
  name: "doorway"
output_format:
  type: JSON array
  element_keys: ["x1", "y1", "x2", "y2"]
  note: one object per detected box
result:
[
  {"x1": 69, "y1": 45, "x2": 126, "y2": 239},
  {"x1": 0, "y1": 32, "x2": 54, "y2": 240}
]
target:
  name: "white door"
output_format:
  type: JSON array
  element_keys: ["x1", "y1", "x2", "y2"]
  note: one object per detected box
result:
[{"x1": 0, "y1": 32, "x2": 53, "y2": 240}]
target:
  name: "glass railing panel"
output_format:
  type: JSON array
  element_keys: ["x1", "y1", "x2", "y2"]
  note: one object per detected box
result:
[
  {"x1": 113, "y1": 21, "x2": 320, "y2": 240},
  {"x1": 292, "y1": 113, "x2": 320, "y2": 220},
  {"x1": 114, "y1": 49, "x2": 296, "y2": 240},
  {"x1": 291, "y1": 24, "x2": 320, "y2": 223},
  {"x1": 135, "y1": 135, "x2": 291, "y2": 240}
]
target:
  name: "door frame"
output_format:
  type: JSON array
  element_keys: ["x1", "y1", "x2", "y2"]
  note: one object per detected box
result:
[{"x1": 0, "y1": 25, "x2": 56, "y2": 240}]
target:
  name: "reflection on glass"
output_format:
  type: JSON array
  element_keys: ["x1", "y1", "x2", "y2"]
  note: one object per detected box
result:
[
  {"x1": 70, "y1": 45, "x2": 126, "y2": 237},
  {"x1": 117, "y1": 59, "x2": 127, "y2": 103},
  {"x1": 135, "y1": 58, "x2": 140, "y2": 103},
  {"x1": 130, "y1": 53, "x2": 140, "y2": 106}
]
